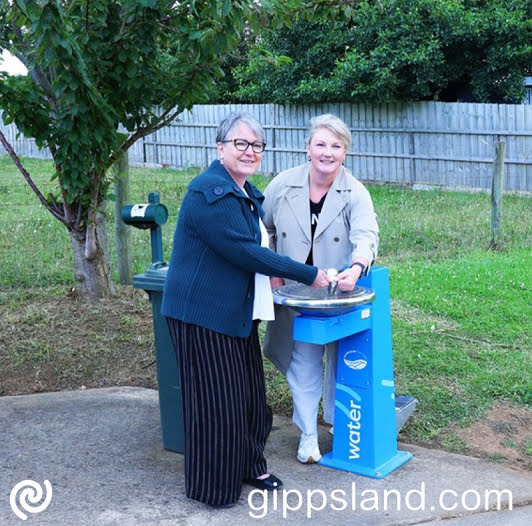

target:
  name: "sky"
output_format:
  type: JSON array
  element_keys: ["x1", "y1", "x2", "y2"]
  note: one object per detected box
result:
[{"x1": 0, "y1": 50, "x2": 28, "y2": 76}]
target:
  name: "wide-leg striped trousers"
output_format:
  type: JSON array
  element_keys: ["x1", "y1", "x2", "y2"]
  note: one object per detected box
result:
[{"x1": 166, "y1": 317, "x2": 268, "y2": 506}]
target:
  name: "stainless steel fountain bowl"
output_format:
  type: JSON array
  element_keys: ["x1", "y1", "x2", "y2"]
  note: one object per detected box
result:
[{"x1": 272, "y1": 283, "x2": 376, "y2": 317}]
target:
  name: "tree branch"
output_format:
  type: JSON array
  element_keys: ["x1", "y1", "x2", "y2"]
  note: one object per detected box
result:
[
  {"x1": 47, "y1": 192, "x2": 63, "y2": 216},
  {"x1": 117, "y1": 107, "x2": 182, "y2": 158},
  {"x1": 49, "y1": 144, "x2": 76, "y2": 229},
  {"x1": 105, "y1": 106, "x2": 183, "y2": 170},
  {"x1": 74, "y1": 201, "x2": 83, "y2": 231},
  {"x1": 84, "y1": 167, "x2": 104, "y2": 259},
  {"x1": 0, "y1": 130, "x2": 67, "y2": 225},
  {"x1": 11, "y1": 26, "x2": 59, "y2": 112}
]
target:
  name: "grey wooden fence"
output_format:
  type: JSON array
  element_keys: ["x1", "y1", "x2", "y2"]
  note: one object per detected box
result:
[{"x1": 2, "y1": 102, "x2": 531, "y2": 192}]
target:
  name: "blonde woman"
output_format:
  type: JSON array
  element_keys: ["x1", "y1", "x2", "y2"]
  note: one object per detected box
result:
[{"x1": 263, "y1": 114, "x2": 379, "y2": 464}]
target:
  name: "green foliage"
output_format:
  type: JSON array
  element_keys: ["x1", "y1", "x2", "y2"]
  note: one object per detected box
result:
[
  {"x1": 0, "y1": 0, "x2": 292, "y2": 215},
  {"x1": 224, "y1": 0, "x2": 532, "y2": 104},
  {"x1": 0, "y1": 0, "x2": 306, "y2": 296}
]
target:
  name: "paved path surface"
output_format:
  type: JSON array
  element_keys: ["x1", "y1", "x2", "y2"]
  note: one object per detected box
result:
[{"x1": 1, "y1": 387, "x2": 530, "y2": 525}]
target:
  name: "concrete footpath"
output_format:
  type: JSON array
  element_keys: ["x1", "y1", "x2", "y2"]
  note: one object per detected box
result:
[{"x1": 0, "y1": 387, "x2": 530, "y2": 525}]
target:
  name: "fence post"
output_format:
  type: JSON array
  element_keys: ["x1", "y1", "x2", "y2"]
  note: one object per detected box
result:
[
  {"x1": 204, "y1": 125, "x2": 209, "y2": 169},
  {"x1": 114, "y1": 150, "x2": 133, "y2": 284},
  {"x1": 490, "y1": 141, "x2": 505, "y2": 249},
  {"x1": 272, "y1": 105, "x2": 277, "y2": 176},
  {"x1": 408, "y1": 131, "x2": 416, "y2": 186}
]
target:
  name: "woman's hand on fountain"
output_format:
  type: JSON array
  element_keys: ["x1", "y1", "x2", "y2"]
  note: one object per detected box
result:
[
  {"x1": 336, "y1": 266, "x2": 361, "y2": 292},
  {"x1": 310, "y1": 268, "x2": 332, "y2": 289},
  {"x1": 270, "y1": 277, "x2": 285, "y2": 289}
]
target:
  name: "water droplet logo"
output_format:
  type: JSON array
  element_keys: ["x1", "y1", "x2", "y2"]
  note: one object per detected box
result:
[
  {"x1": 10, "y1": 479, "x2": 53, "y2": 520},
  {"x1": 343, "y1": 350, "x2": 367, "y2": 370}
]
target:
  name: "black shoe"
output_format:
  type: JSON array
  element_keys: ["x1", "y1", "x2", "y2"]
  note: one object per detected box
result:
[{"x1": 244, "y1": 474, "x2": 283, "y2": 491}]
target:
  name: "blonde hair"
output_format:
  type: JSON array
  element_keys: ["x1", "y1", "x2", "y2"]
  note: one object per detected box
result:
[{"x1": 308, "y1": 114, "x2": 352, "y2": 150}]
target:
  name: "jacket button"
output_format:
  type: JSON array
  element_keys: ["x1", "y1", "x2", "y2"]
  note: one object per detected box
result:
[
  {"x1": 214, "y1": 186, "x2": 224, "y2": 195},
  {"x1": 334, "y1": 237, "x2": 340, "y2": 242},
  {"x1": 281, "y1": 232, "x2": 287, "y2": 238}
]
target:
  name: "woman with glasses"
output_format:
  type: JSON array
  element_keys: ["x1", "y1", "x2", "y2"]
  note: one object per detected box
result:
[
  {"x1": 262, "y1": 113, "x2": 379, "y2": 465},
  {"x1": 162, "y1": 112, "x2": 331, "y2": 508}
]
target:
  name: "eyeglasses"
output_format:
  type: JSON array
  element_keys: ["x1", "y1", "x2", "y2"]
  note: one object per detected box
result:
[{"x1": 221, "y1": 138, "x2": 266, "y2": 153}]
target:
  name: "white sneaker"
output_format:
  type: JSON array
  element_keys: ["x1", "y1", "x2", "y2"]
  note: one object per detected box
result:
[{"x1": 297, "y1": 433, "x2": 321, "y2": 463}]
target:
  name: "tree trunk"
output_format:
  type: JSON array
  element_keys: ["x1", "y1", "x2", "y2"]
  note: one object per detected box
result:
[
  {"x1": 70, "y1": 209, "x2": 116, "y2": 302},
  {"x1": 114, "y1": 152, "x2": 132, "y2": 285}
]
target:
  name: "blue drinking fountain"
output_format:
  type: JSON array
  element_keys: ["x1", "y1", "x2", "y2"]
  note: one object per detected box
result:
[{"x1": 273, "y1": 266, "x2": 416, "y2": 478}]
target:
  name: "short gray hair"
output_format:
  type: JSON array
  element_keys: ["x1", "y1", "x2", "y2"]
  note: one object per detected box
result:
[
  {"x1": 308, "y1": 114, "x2": 352, "y2": 150},
  {"x1": 215, "y1": 112, "x2": 265, "y2": 143}
]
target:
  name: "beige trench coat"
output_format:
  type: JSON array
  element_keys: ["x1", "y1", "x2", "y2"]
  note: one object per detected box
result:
[{"x1": 262, "y1": 163, "x2": 379, "y2": 374}]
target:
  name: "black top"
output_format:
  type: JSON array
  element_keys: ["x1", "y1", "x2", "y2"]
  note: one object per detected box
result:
[{"x1": 305, "y1": 193, "x2": 327, "y2": 265}]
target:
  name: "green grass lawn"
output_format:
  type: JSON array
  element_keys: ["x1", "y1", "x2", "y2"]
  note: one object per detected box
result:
[{"x1": 1, "y1": 155, "x2": 531, "y2": 462}]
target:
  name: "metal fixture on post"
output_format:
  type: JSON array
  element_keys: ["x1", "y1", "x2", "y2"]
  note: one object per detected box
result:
[
  {"x1": 122, "y1": 194, "x2": 184, "y2": 453},
  {"x1": 121, "y1": 192, "x2": 168, "y2": 264}
]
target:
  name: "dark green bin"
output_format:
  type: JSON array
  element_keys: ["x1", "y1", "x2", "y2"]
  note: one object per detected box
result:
[{"x1": 133, "y1": 262, "x2": 184, "y2": 453}]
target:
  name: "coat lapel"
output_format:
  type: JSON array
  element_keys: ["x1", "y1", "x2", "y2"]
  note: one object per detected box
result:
[{"x1": 285, "y1": 167, "x2": 312, "y2": 243}]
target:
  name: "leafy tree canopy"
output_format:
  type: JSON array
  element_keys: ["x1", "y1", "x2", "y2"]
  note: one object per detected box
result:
[
  {"x1": 0, "y1": 0, "x2": 285, "y2": 205},
  {"x1": 0, "y1": 0, "x2": 303, "y2": 299},
  {"x1": 219, "y1": 0, "x2": 532, "y2": 104}
]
